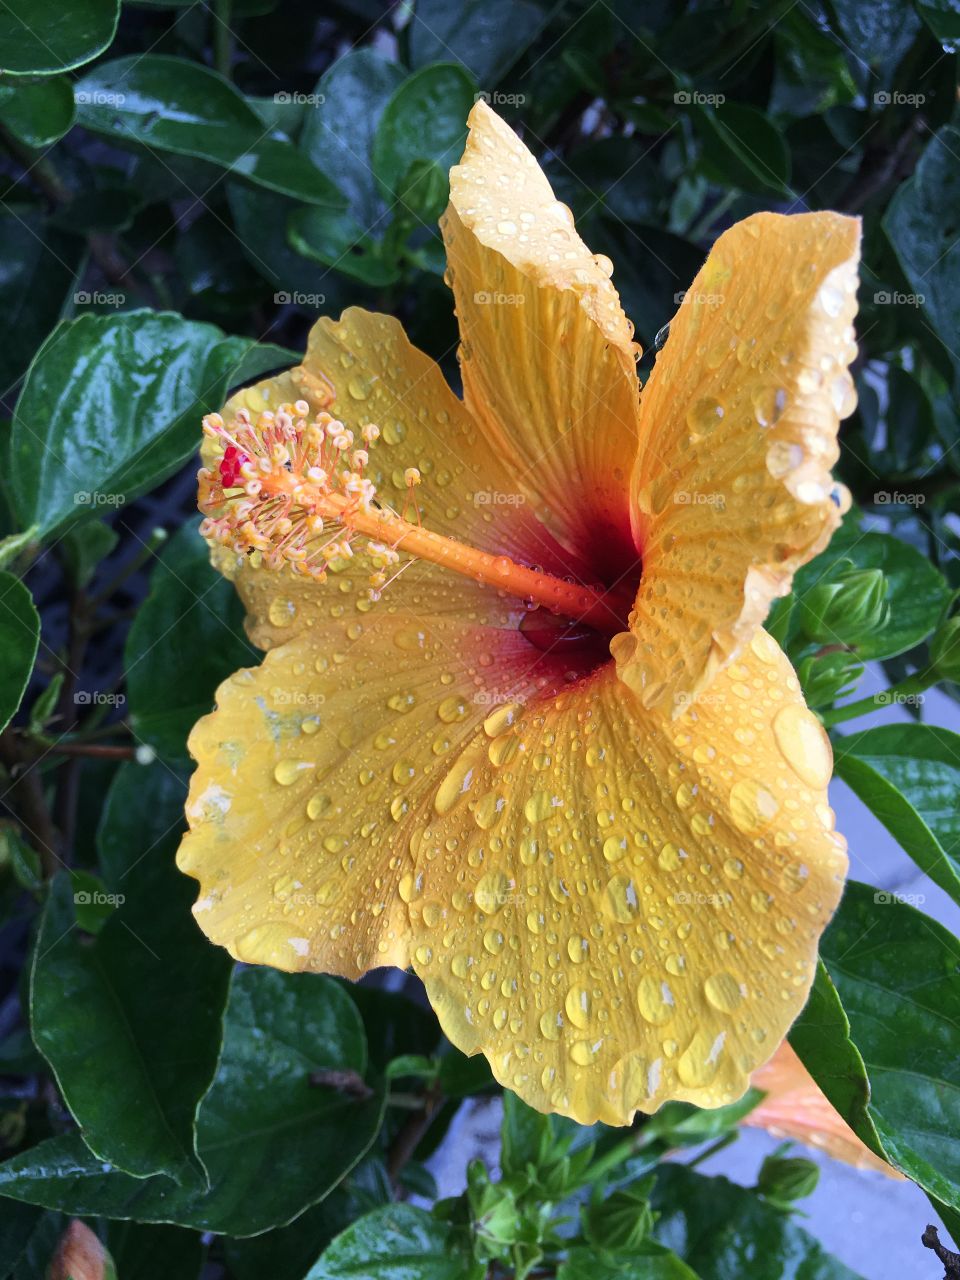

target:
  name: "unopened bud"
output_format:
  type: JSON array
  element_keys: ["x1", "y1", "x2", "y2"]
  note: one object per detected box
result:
[
  {"x1": 796, "y1": 650, "x2": 864, "y2": 709},
  {"x1": 929, "y1": 616, "x2": 960, "y2": 682},
  {"x1": 799, "y1": 567, "x2": 888, "y2": 645},
  {"x1": 48, "y1": 1220, "x2": 115, "y2": 1280},
  {"x1": 757, "y1": 1153, "x2": 820, "y2": 1207}
]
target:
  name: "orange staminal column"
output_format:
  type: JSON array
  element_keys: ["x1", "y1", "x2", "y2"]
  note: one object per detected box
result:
[{"x1": 199, "y1": 403, "x2": 630, "y2": 637}]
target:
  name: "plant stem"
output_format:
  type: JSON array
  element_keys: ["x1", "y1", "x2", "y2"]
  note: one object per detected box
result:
[
  {"x1": 387, "y1": 1082, "x2": 444, "y2": 1191},
  {"x1": 46, "y1": 742, "x2": 139, "y2": 760},
  {"x1": 214, "y1": 0, "x2": 234, "y2": 80},
  {"x1": 686, "y1": 1130, "x2": 738, "y2": 1169},
  {"x1": 0, "y1": 732, "x2": 59, "y2": 878},
  {"x1": 820, "y1": 672, "x2": 935, "y2": 727}
]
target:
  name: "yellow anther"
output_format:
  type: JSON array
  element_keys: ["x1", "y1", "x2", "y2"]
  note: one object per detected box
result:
[
  {"x1": 361, "y1": 423, "x2": 380, "y2": 443},
  {"x1": 404, "y1": 467, "x2": 421, "y2": 486}
]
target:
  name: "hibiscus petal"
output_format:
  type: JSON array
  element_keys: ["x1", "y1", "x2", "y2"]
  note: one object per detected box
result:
[
  {"x1": 441, "y1": 100, "x2": 642, "y2": 578},
  {"x1": 614, "y1": 211, "x2": 861, "y2": 713},
  {"x1": 748, "y1": 1041, "x2": 901, "y2": 1176},
  {"x1": 177, "y1": 577, "x2": 612, "y2": 978},
  {"x1": 202, "y1": 310, "x2": 601, "y2": 653},
  {"x1": 407, "y1": 629, "x2": 847, "y2": 1125}
]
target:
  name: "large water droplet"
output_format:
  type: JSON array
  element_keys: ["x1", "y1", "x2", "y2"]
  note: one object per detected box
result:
[
  {"x1": 677, "y1": 1031, "x2": 725, "y2": 1088},
  {"x1": 704, "y1": 972, "x2": 743, "y2": 1013},
  {"x1": 435, "y1": 754, "x2": 477, "y2": 815},
  {"x1": 636, "y1": 975, "x2": 674, "y2": 1025},
  {"x1": 773, "y1": 703, "x2": 833, "y2": 789},
  {"x1": 475, "y1": 870, "x2": 510, "y2": 915},
  {"x1": 729, "y1": 778, "x2": 779, "y2": 833},
  {"x1": 564, "y1": 983, "x2": 593, "y2": 1030},
  {"x1": 274, "y1": 758, "x2": 312, "y2": 786}
]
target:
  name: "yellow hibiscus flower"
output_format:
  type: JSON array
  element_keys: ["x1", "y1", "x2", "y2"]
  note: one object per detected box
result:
[{"x1": 177, "y1": 101, "x2": 858, "y2": 1126}]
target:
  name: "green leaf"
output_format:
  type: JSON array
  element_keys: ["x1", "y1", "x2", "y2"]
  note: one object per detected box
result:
[
  {"x1": 0, "y1": 78, "x2": 75, "y2": 147},
  {"x1": 0, "y1": 207, "x2": 83, "y2": 393},
  {"x1": 0, "y1": 1202, "x2": 64, "y2": 1280},
  {"x1": 124, "y1": 521, "x2": 253, "y2": 762},
  {"x1": 793, "y1": 881, "x2": 960, "y2": 1208},
  {"x1": 107, "y1": 1221, "x2": 204, "y2": 1280},
  {"x1": 288, "y1": 207, "x2": 403, "y2": 286},
  {"x1": 300, "y1": 48, "x2": 405, "y2": 231},
  {"x1": 0, "y1": 969, "x2": 386, "y2": 1234},
  {"x1": 790, "y1": 522, "x2": 950, "y2": 660},
  {"x1": 0, "y1": 0, "x2": 119, "y2": 75},
  {"x1": 436, "y1": 1048, "x2": 495, "y2": 1098},
  {"x1": 75, "y1": 56, "x2": 346, "y2": 206},
  {"x1": 500, "y1": 1090, "x2": 553, "y2": 1176},
  {"x1": 789, "y1": 961, "x2": 879, "y2": 1148},
  {"x1": 885, "y1": 126, "x2": 960, "y2": 362},
  {"x1": 640, "y1": 1091, "x2": 763, "y2": 1146},
  {"x1": 559, "y1": 1242, "x2": 699, "y2": 1280},
  {"x1": 305, "y1": 1204, "x2": 483, "y2": 1280},
  {"x1": 10, "y1": 310, "x2": 289, "y2": 537},
  {"x1": 916, "y1": 0, "x2": 960, "y2": 41},
  {"x1": 224, "y1": 1193, "x2": 354, "y2": 1280},
  {"x1": 409, "y1": 0, "x2": 549, "y2": 84},
  {"x1": 831, "y1": 0, "x2": 920, "y2": 72},
  {"x1": 834, "y1": 723, "x2": 960, "y2": 908},
  {"x1": 0, "y1": 572, "x2": 39, "y2": 734},
  {"x1": 651, "y1": 1165, "x2": 863, "y2": 1279},
  {"x1": 690, "y1": 103, "x2": 791, "y2": 196},
  {"x1": 340, "y1": 983, "x2": 442, "y2": 1072},
  {"x1": 30, "y1": 763, "x2": 232, "y2": 1182},
  {"x1": 371, "y1": 64, "x2": 477, "y2": 206},
  {"x1": 58, "y1": 520, "x2": 119, "y2": 590}
]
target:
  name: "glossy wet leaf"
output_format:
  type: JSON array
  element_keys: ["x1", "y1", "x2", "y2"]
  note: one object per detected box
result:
[
  {"x1": 10, "y1": 310, "x2": 289, "y2": 536},
  {"x1": 0, "y1": 78, "x2": 75, "y2": 147},
  {"x1": 288, "y1": 207, "x2": 403, "y2": 286},
  {"x1": 371, "y1": 64, "x2": 477, "y2": 205},
  {"x1": 651, "y1": 1165, "x2": 863, "y2": 1279},
  {"x1": 0, "y1": 208, "x2": 83, "y2": 393},
  {"x1": 885, "y1": 126, "x2": 960, "y2": 361},
  {"x1": 299, "y1": 48, "x2": 405, "y2": 232},
  {"x1": 558, "y1": 1243, "x2": 699, "y2": 1280},
  {"x1": 0, "y1": 0, "x2": 119, "y2": 74},
  {"x1": 125, "y1": 522, "x2": 253, "y2": 762},
  {"x1": 792, "y1": 881, "x2": 960, "y2": 1208},
  {"x1": 690, "y1": 103, "x2": 791, "y2": 196},
  {"x1": 791, "y1": 523, "x2": 950, "y2": 659},
  {"x1": 304, "y1": 1204, "x2": 483, "y2": 1280},
  {"x1": 30, "y1": 764, "x2": 231, "y2": 1182},
  {"x1": 409, "y1": 0, "x2": 549, "y2": 84},
  {"x1": 834, "y1": 724, "x2": 960, "y2": 907},
  {"x1": 0, "y1": 969, "x2": 386, "y2": 1234},
  {"x1": 0, "y1": 572, "x2": 39, "y2": 734},
  {"x1": 75, "y1": 56, "x2": 346, "y2": 206}
]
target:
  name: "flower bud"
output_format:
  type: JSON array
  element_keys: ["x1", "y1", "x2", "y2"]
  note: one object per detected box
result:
[
  {"x1": 397, "y1": 158, "x2": 448, "y2": 222},
  {"x1": 48, "y1": 1220, "x2": 115, "y2": 1280},
  {"x1": 798, "y1": 567, "x2": 888, "y2": 645},
  {"x1": 795, "y1": 650, "x2": 864, "y2": 709},
  {"x1": 756, "y1": 1152, "x2": 820, "y2": 1207},
  {"x1": 929, "y1": 616, "x2": 960, "y2": 682}
]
